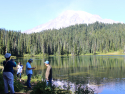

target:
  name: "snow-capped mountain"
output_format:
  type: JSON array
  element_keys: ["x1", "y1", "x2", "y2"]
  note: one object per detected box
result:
[{"x1": 23, "y1": 10, "x2": 120, "y2": 34}]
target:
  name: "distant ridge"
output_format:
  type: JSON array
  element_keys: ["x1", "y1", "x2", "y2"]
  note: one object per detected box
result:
[{"x1": 23, "y1": 10, "x2": 120, "y2": 34}]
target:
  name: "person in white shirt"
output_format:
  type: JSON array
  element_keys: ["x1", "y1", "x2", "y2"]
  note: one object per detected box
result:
[{"x1": 17, "y1": 62, "x2": 23, "y2": 81}]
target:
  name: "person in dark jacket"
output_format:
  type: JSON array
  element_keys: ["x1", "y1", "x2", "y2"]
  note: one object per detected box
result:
[
  {"x1": 44, "y1": 61, "x2": 52, "y2": 86},
  {"x1": 3, "y1": 53, "x2": 16, "y2": 94}
]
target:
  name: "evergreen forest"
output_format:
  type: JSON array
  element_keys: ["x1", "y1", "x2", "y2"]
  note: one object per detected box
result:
[{"x1": 0, "y1": 22, "x2": 125, "y2": 56}]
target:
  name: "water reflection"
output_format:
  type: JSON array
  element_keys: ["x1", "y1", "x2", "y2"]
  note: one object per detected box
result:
[
  {"x1": 1, "y1": 55, "x2": 125, "y2": 93},
  {"x1": 52, "y1": 79, "x2": 103, "y2": 94}
]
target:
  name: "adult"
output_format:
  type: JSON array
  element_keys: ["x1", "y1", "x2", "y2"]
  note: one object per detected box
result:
[
  {"x1": 44, "y1": 61, "x2": 52, "y2": 86},
  {"x1": 10, "y1": 59, "x2": 16, "y2": 65},
  {"x1": 17, "y1": 62, "x2": 23, "y2": 81},
  {"x1": 26, "y1": 59, "x2": 35, "y2": 89},
  {"x1": 3, "y1": 53, "x2": 16, "y2": 94},
  {"x1": 10, "y1": 59, "x2": 16, "y2": 74}
]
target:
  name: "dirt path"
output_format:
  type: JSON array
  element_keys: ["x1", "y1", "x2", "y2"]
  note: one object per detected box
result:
[
  {"x1": 0, "y1": 92, "x2": 30, "y2": 94},
  {"x1": 15, "y1": 80, "x2": 34, "y2": 94}
]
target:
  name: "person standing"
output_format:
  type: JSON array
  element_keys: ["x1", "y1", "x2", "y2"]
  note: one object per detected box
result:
[
  {"x1": 26, "y1": 59, "x2": 35, "y2": 89},
  {"x1": 3, "y1": 53, "x2": 16, "y2": 94},
  {"x1": 10, "y1": 59, "x2": 16, "y2": 65},
  {"x1": 17, "y1": 62, "x2": 23, "y2": 81},
  {"x1": 44, "y1": 61, "x2": 52, "y2": 86}
]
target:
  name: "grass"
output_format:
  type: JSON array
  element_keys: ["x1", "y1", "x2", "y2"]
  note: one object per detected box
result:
[
  {"x1": 97, "y1": 50, "x2": 125, "y2": 55},
  {"x1": 0, "y1": 66, "x2": 3, "y2": 69},
  {"x1": 0, "y1": 50, "x2": 125, "y2": 59},
  {"x1": 82, "y1": 50, "x2": 125, "y2": 56},
  {"x1": 0, "y1": 55, "x2": 16, "y2": 60},
  {"x1": 21, "y1": 74, "x2": 43, "y2": 84},
  {"x1": 69, "y1": 72, "x2": 89, "y2": 76},
  {"x1": 24, "y1": 54, "x2": 49, "y2": 57},
  {"x1": 0, "y1": 55, "x2": 5, "y2": 60},
  {"x1": 51, "y1": 50, "x2": 125, "y2": 56}
]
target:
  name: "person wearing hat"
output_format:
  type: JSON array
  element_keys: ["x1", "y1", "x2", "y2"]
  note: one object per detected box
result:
[
  {"x1": 26, "y1": 59, "x2": 35, "y2": 89},
  {"x1": 44, "y1": 61, "x2": 52, "y2": 86},
  {"x1": 3, "y1": 53, "x2": 16, "y2": 94}
]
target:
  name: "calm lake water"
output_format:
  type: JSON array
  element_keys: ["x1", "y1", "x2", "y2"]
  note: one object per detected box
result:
[{"x1": 2, "y1": 55, "x2": 125, "y2": 94}]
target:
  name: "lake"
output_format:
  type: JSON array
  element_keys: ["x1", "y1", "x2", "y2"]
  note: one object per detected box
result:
[{"x1": 2, "y1": 55, "x2": 125, "y2": 94}]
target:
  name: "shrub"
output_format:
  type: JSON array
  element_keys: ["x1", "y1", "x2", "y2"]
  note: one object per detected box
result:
[
  {"x1": 75, "y1": 85, "x2": 94, "y2": 94},
  {"x1": 14, "y1": 76, "x2": 24, "y2": 92},
  {"x1": 30, "y1": 81, "x2": 71, "y2": 94},
  {"x1": 0, "y1": 69, "x2": 4, "y2": 94},
  {"x1": 0, "y1": 69, "x2": 24, "y2": 93}
]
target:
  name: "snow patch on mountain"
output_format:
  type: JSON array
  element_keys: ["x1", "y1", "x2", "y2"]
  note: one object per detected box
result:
[{"x1": 23, "y1": 10, "x2": 120, "y2": 34}]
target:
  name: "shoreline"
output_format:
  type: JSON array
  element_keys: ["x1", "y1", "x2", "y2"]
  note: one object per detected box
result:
[
  {"x1": 23, "y1": 51, "x2": 125, "y2": 57},
  {"x1": 0, "y1": 51, "x2": 125, "y2": 58}
]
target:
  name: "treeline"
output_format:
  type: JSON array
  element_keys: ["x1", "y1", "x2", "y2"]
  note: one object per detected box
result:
[{"x1": 0, "y1": 22, "x2": 125, "y2": 56}]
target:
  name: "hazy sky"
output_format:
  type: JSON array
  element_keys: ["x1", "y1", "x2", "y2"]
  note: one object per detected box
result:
[{"x1": 0, "y1": 0, "x2": 125, "y2": 32}]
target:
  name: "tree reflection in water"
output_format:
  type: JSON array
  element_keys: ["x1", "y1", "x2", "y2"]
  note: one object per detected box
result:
[{"x1": 1, "y1": 55, "x2": 125, "y2": 93}]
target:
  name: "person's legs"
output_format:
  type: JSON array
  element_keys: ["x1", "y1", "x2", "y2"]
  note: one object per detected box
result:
[
  {"x1": 4, "y1": 72, "x2": 15, "y2": 94},
  {"x1": 49, "y1": 78, "x2": 52, "y2": 87},
  {"x1": 7, "y1": 72, "x2": 15, "y2": 94},
  {"x1": 46, "y1": 80, "x2": 49, "y2": 86},
  {"x1": 17, "y1": 73, "x2": 19, "y2": 77},
  {"x1": 49, "y1": 78, "x2": 52, "y2": 84},
  {"x1": 46, "y1": 78, "x2": 52, "y2": 87},
  {"x1": 3, "y1": 72, "x2": 9, "y2": 93},
  {"x1": 20, "y1": 73, "x2": 21, "y2": 78},
  {"x1": 27, "y1": 74, "x2": 32, "y2": 88},
  {"x1": 20, "y1": 73, "x2": 22, "y2": 81}
]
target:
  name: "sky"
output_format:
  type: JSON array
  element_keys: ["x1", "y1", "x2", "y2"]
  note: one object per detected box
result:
[{"x1": 0, "y1": 0, "x2": 125, "y2": 32}]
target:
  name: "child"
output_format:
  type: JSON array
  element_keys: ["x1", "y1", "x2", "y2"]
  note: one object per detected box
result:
[{"x1": 17, "y1": 62, "x2": 23, "y2": 81}]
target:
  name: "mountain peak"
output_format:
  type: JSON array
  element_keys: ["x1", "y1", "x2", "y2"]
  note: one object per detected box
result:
[{"x1": 23, "y1": 10, "x2": 120, "y2": 34}]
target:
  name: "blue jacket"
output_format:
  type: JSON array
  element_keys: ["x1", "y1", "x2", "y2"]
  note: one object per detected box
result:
[{"x1": 3, "y1": 60, "x2": 16, "y2": 74}]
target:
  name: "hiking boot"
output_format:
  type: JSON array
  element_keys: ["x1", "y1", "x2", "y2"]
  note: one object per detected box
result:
[{"x1": 28, "y1": 87, "x2": 32, "y2": 89}]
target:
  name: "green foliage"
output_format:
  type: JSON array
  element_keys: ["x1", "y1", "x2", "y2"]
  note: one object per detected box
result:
[
  {"x1": 0, "y1": 69, "x2": 4, "y2": 93},
  {"x1": 75, "y1": 85, "x2": 94, "y2": 94},
  {"x1": 31, "y1": 74, "x2": 43, "y2": 83},
  {"x1": 32, "y1": 74, "x2": 43, "y2": 79},
  {"x1": 14, "y1": 76, "x2": 24, "y2": 92},
  {"x1": 30, "y1": 81, "x2": 71, "y2": 94},
  {"x1": 31, "y1": 81, "x2": 94, "y2": 94},
  {"x1": 0, "y1": 22, "x2": 125, "y2": 56},
  {"x1": 0, "y1": 69, "x2": 24, "y2": 93}
]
